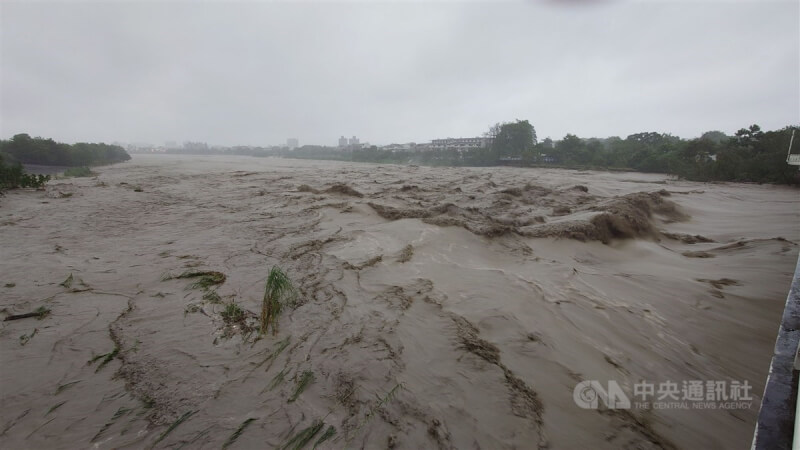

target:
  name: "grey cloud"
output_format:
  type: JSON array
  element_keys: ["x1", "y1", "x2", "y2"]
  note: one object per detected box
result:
[{"x1": 1, "y1": 1, "x2": 797, "y2": 146}]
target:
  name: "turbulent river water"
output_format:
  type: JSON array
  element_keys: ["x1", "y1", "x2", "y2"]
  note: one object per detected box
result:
[{"x1": 1, "y1": 154, "x2": 798, "y2": 449}]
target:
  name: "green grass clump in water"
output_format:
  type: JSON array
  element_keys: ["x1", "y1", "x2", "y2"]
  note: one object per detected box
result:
[
  {"x1": 34, "y1": 306, "x2": 50, "y2": 319},
  {"x1": 260, "y1": 266, "x2": 296, "y2": 335},
  {"x1": 60, "y1": 273, "x2": 73, "y2": 288},
  {"x1": 222, "y1": 418, "x2": 257, "y2": 449},
  {"x1": 280, "y1": 420, "x2": 324, "y2": 450},
  {"x1": 288, "y1": 371, "x2": 315, "y2": 403},
  {"x1": 221, "y1": 302, "x2": 245, "y2": 324}
]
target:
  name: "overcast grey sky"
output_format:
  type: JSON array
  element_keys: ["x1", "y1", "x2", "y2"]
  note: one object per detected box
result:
[{"x1": 1, "y1": 1, "x2": 798, "y2": 147}]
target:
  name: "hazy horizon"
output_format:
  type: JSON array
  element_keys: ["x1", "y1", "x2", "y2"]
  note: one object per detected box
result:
[{"x1": 2, "y1": 1, "x2": 798, "y2": 147}]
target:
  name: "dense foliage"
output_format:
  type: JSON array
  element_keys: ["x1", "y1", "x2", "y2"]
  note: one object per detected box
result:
[
  {"x1": 0, "y1": 153, "x2": 50, "y2": 190},
  {"x1": 285, "y1": 123, "x2": 799, "y2": 185},
  {"x1": 0, "y1": 133, "x2": 131, "y2": 166},
  {"x1": 490, "y1": 119, "x2": 537, "y2": 159},
  {"x1": 541, "y1": 125, "x2": 799, "y2": 184}
]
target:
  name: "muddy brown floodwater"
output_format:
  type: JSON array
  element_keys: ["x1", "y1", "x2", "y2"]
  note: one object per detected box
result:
[{"x1": 1, "y1": 154, "x2": 798, "y2": 449}]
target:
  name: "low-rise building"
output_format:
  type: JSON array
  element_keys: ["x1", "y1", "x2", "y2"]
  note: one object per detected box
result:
[
  {"x1": 429, "y1": 137, "x2": 491, "y2": 149},
  {"x1": 381, "y1": 143, "x2": 417, "y2": 152}
]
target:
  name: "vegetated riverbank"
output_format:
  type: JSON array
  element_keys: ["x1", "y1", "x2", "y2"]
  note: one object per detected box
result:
[
  {"x1": 1, "y1": 134, "x2": 131, "y2": 191},
  {"x1": 0, "y1": 133, "x2": 131, "y2": 168}
]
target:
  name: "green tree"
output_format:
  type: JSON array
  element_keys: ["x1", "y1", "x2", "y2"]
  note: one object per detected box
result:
[
  {"x1": 700, "y1": 130, "x2": 729, "y2": 144},
  {"x1": 0, "y1": 134, "x2": 130, "y2": 166},
  {"x1": 554, "y1": 134, "x2": 586, "y2": 164},
  {"x1": 491, "y1": 120, "x2": 537, "y2": 158},
  {"x1": 734, "y1": 124, "x2": 764, "y2": 147}
]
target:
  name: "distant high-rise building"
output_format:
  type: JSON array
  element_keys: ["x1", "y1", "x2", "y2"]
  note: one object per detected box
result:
[
  {"x1": 287, "y1": 138, "x2": 299, "y2": 149},
  {"x1": 348, "y1": 136, "x2": 360, "y2": 146},
  {"x1": 338, "y1": 136, "x2": 348, "y2": 147}
]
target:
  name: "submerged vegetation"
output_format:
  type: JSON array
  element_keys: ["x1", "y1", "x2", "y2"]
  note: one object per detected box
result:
[
  {"x1": 260, "y1": 266, "x2": 296, "y2": 335},
  {"x1": 280, "y1": 419, "x2": 325, "y2": 450},
  {"x1": 288, "y1": 370, "x2": 315, "y2": 403},
  {"x1": 19, "y1": 328, "x2": 38, "y2": 346},
  {"x1": 203, "y1": 290, "x2": 222, "y2": 304},
  {"x1": 221, "y1": 301, "x2": 245, "y2": 324},
  {"x1": 314, "y1": 425, "x2": 337, "y2": 448},
  {"x1": 267, "y1": 369, "x2": 287, "y2": 391},
  {"x1": 173, "y1": 270, "x2": 227, "y2": 290},
  {"x1": 91, "y1": 407, "x2": 133, "y2": 443},
  {"x1": 60, "y1": 273, "x2": 74, "y2": 288},
  {"x1": 222, "y1": 417, "x2": 257, "y2": 449},
  {"x1": 4, "y1": 306, "x2": 51, "y2": 322},
  {"x1": 54, "y1": 380, "x2": 81, "y2": 395},
  {"x1": 151, "y1": 410, "x2": 197, "y2": 448},
  {"x1": 88, "y1": 346, "x2": 120, "y2": 373},
  {"x1": 346, "y1": 383, "x2": 405, "y2": 444}
]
